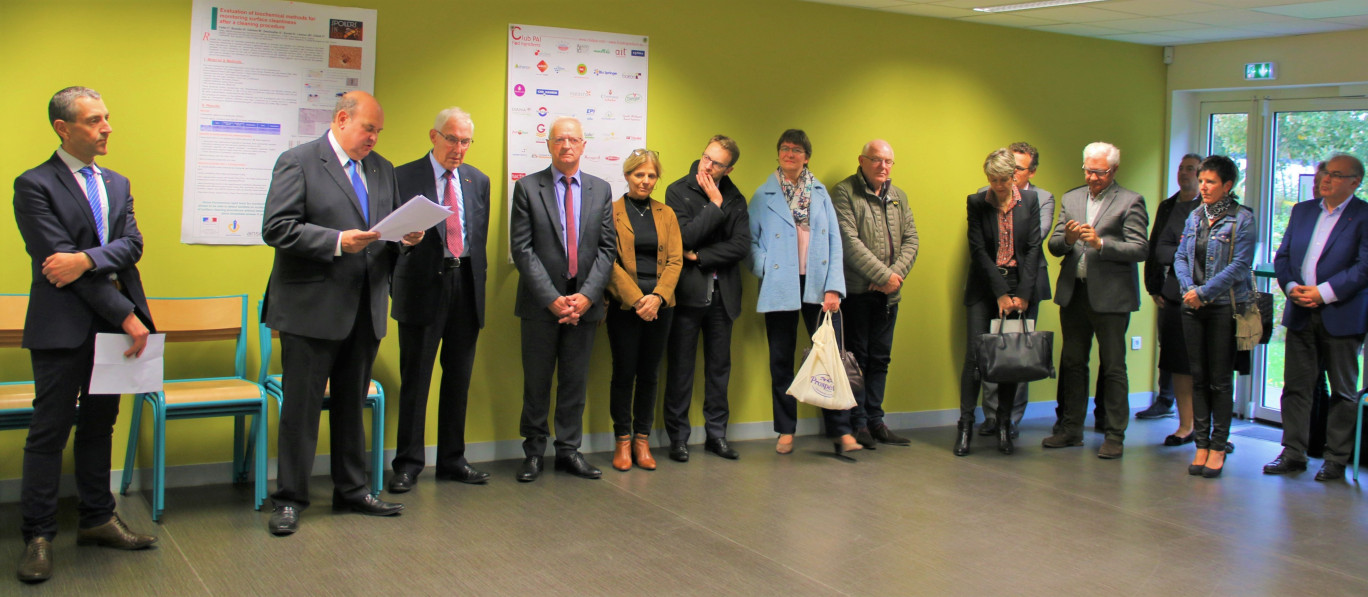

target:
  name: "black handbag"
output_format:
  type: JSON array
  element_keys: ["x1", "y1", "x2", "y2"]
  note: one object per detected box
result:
[
  {"x1": 1257, "y1": 291, "x2": 1274, "y2": 344},
  {"x1": 801, "y1": 312, "x2": 864, "y2": 393},
  {"x1": 977, "y1": 314, "x2": 1055, "y2": 383}
]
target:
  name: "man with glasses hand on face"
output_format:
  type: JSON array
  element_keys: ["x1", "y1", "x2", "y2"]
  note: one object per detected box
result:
[
  {"x1": 1043, "y1": 142, "x2": 1149, "y2": 460},
  {"x1": 830, "y1": 139, "x2": 919, "y2": 449},
  {"x1": 509, "y1": 116, "x2": 616, "y2": 482},
  {"x1": 662, "y1": 135, "x2": 750, "y2": 462}
]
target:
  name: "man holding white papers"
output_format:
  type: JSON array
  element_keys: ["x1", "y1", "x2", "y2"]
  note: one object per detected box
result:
[
  {"x1": 388, "y1": 107, "x2": 493, "y2": 492},
  {"x1": 12, "y1": 87, "x2": 158, "y2": 583}
]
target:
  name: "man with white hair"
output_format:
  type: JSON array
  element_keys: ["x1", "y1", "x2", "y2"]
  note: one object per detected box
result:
[{"x1": 1043, "y1": 142, "x2": 1149, "y2": 459}]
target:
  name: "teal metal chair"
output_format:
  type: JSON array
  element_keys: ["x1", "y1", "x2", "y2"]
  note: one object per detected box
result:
[
  {"x1": 256, "y1": 300, "x2": 385, "y2": 496},
  {"x1": 1353, "y1": 387, "x2": 1368, "y2": 482},
  {"x1": 0, "y1": 294, "x2": 38, "y2": 432},
  {"x1": 120, "y1": 295, "x2": 268, "y2": 521}
]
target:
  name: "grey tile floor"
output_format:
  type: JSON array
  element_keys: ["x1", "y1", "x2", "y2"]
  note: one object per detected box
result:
[{"x1": 4, "y1": 416, "x2": 1367, "y2": 595}]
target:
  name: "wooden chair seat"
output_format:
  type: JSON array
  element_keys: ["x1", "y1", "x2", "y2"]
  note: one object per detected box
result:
[
  {"x1": 162, "y1": 379, "x2": 268, "y2": 405},
  {"x1": 265, "y1": 375, "x2": 379, "y2": 399},
  {"x1": 0, "y1": 385, "x2": 37, "y2": 410}
]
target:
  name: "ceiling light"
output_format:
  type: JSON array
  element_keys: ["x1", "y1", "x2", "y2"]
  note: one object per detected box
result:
[{"x1": 973, "y1": 0, "x2": 1107, "y2": 13}]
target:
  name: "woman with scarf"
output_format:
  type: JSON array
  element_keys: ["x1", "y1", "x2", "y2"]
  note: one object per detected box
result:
[{"x1": 1173, "y1": 155, "x2": 1257, "y2": 478}]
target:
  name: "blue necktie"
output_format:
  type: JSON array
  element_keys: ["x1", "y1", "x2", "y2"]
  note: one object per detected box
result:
[
  {"x1": 348, "y1": 159, "x2": 369, "y2": 225},
  {"x1": 77, "y1": 166, "x2": 106, "y2": 245}
]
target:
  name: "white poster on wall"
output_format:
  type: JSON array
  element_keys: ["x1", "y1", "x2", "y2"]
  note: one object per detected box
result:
[
  {"x1": 180, "y1": 0, "x2": 376, "y2": 245},
  {"x1": 506, "y1": 24, "x2": 649, "y2": 203}
]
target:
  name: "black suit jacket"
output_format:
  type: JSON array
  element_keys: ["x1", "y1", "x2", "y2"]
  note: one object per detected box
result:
[
  {"x1": 261, "y1": 134, "x2": 400, "y2": 341},
  {"x1": 964, "y1": 189, "x2": 1041, "y2": 306},
  {"x1": 663, "y1": 160, "x2": 750, "y2": 320},
  {"x1": 391, "y1": 155, "x2": 490, "y2": 328},
  {"x1": 509, "y1": 166, "x2": 616, "y2": 323},
  {"x1": 13, "y1": 152, "x2": 152, "y2": 349}
]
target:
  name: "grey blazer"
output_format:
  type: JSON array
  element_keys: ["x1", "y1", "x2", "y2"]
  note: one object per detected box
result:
[
  {"x1": 509, "y1": 165, "x2": 616, "y2": 322},
  {"x1": 261, "y1": 134, "x2": 401, "y2": 341},
  {"x1": 1047, "y1": 182, "x2": 1149, "y2": 313}
]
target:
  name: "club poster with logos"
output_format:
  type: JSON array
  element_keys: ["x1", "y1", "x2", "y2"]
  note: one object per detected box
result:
[
  {"x1": 506, "y1": 24, "x2": 649, "y2": 205},
  {"x1": 180, "y1": 0, "x2": 376, "y2": 244}
]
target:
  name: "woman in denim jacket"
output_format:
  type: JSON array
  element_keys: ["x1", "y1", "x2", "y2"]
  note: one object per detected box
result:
[{"x1": 1174, "y1": 155, "x2": 1257, "y2": 478}]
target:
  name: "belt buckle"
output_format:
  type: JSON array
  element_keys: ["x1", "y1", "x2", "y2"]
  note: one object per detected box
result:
[{"x1": 997, "y1": 267, "x2": 1009, "y2": 277}]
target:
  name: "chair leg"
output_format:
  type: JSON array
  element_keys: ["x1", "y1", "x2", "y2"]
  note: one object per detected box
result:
[
  {"x1": 254, "y1": 403, "x2": 268, "y2": 510},
  {"x1": 1354, "y1": 394, "x2": 1365, "y2": 483},
  {"x1": 152, "y1": 398, "x2": 166, "y2": 522},
  {"x1": 232, "y1": 415, "x2": 247, "y2": 484},
  {"x1": 120, "y1": 395, "x2": 146, "y2": 495},
  {"x1": 370, "y1": 395, "x2": 384, "y2": 497}
]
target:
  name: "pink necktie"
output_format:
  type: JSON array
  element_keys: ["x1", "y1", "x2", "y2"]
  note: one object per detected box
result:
[
  {"x1": 563, "y1": 177, "x2": 578, "y2": 278},
  {"x1": 443, "y1": 171, "x2": 463, "y2": 257}
]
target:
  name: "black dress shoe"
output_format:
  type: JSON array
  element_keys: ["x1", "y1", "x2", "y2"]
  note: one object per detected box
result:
[
  {"x1": 16, "y1": 537, "x2": 52, "y2": 583},
  {"x1": 953, "y1": 420, "x2": 972, "y2": 457},
  {"x1": 1224, "y1": 441, "x2": 1235, "y2": 454},
  {"x1": 76, "y1": 514, "x2": 157, "y2": 549},
  {"x1": 1163, "y1": 432, "x2": 1195, "y2": 446},
  {"x1": 388, "y1": 471, "x2": 415, "y2": 493},
  {"x1": 669, "y1": 440, "x2": 689, "y2": 462},
  {"x1": 1262, "y1": 453, "x2": 1307, "y2": 475},
  {"x1": 268, "y1": 505, "x2": 299, "y2": 536},
  {"x1": 436, "y1": 463, "x2": 491, "y2": 484},
  {"x1": 516, "y1": 456, "x2": 543, "y2": 482},
  {"x1": 554, "y1": 452, "x2": 602, "y2": 479},
  {"x1": 871, "y1": 424, "x2": 911, "y2": 445},
  {"x1": 1315, "y1": 461, "x2": 1347, "y2": 482},
  {"x1": 978, "y1": 419, "x2": 999, "y2": 436},
  {"x1": 333, "y1": 494, "x2": 404, "y2": 516},
  {"x1": 704, "y1": 437, "x2": 739, "y2": 460},
  {"x1": 854, "y1": 428, "x2": 877, "y2": 450}
]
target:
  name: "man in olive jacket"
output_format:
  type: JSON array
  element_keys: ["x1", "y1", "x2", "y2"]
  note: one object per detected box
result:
[{"x1": 830, "y1": 139, "x2": 919, "y2": 448}]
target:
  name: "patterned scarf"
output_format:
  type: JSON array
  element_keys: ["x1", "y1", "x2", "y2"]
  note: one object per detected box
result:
[
  {"x1": 779, "y1": 167, "x2": 814, "y2": 226},
  {"x1": 1203, "y1": 193, "x2": 1238, "y2": 222}
]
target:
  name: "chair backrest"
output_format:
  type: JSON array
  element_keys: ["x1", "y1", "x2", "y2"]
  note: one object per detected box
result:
[
  {"x1": 0, "y1": 294, "x2": 29, "y2": 349},
  {"x1": 146, "y1": 295, "x2": 249, "y2": 378},
  {"x1": 255, "y1": 299, "x2": 281, "y2": 386}
]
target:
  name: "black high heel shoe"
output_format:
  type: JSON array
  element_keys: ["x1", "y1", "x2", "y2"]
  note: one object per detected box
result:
[{"x1": 953, "y1": 420, "x2": 972, "y2": 457}]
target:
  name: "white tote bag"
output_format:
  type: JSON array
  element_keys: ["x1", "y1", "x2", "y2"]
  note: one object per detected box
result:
[{"x1": 786, "y1": 312, "x2": 857, "y2": 410}]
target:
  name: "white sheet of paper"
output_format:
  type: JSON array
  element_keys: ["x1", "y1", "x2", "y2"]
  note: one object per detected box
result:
[
  {"x1": 369, "y1": 196, "x2": 452, "y2": 241},
  {"x1": 990, "y1": 319, "x2": 1036, "y2": 333},
  {"x1": 89, "y1": 333, "x2": 166, "y2": 394}
]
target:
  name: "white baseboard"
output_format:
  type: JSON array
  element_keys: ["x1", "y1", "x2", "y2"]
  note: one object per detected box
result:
[{"x1": 0, "y1": 392, "x2": 1154, "y2": 504}]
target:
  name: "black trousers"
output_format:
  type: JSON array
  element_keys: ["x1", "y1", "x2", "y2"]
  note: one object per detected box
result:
[
  {"x1": 960, "y1": 299, "x2": 1018, "y2": 425},
  {"x1": 392, "y1": 265, "x2": 480, "y2": 478},
  {"x1": 1055, "y1": 280, "x2": 1132, "y2": 441},
  {"x1": 273, "y1": 297, "x2": 378, "y2": 509},
  {"x1": 981, "y1": 300, "x2": 1040, "y2": 426},
  {"x1": 606, "y1": 303, "x2": 673, "y2": 437},
  {"x1": 22, "y1": 333, "x2": 120, "y2": 541},
  {"x1": 519, "y1": 317, "x2": 597, "y2": 457},
  {"x1": 663, "y1": 289, "x2": 734, "y2": 443},
  {"x1": 843, "y1": 292, "x2": 898, "y2": 431},
  {"x1": 1281, "y1": 311, "x2": 1363, "y2": 464},
  {"x1": 1182, "y1": 304, "x2": 1235, "y2": 451},
  {"x1": 765, "y1": 305, "x2": 852, "y2": 438}
]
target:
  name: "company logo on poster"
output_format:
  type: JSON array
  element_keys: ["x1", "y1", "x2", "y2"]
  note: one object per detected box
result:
[
  {"x1": 625, "y1": 93, "x2": 642, "y2": 103},
  {"x1": 535, "y1": 89, "x2": 558, "y2": 96},
  {"x1": 631, "y1": 50, "x2": 645, "y2": 57},
  {"x1": 537, "y1": 60, "x2": 548, "y2": 72},
  {"x1": 536, "y1": 107, "x2": 548, "y2": 117},
  {"x1": 513, "y1": 84, "x2": 525, "y2": 97},
  {"x1": 577, "y1": 64, "x2": 587, "y2": 75}
]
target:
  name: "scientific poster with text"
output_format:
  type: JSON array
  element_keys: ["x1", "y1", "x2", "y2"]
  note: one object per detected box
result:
[
  {"x1": 181, "y1": 0, "x2": 376, "y2": 244},
  {"x1": 506, "y1": 24, "x2": 649, "y2": 204}
]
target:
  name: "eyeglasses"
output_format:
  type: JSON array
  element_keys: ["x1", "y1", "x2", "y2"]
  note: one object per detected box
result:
[
  {"x1": 1014, "y1": 166, "x2": 1029, "y2": 172},
  {"x1": 550, "y1": 136, "x2": 584, "y2": 146},
  {"x1": 1083, "y1": 167, "x2": 1114, "y2": 176},
  {"x1": 1327, "y1": 171, "x2": 1362, "y2": 180},
  {"x1": 779, "y1": 145, "x2": 807, "y2": 155},
  {"x1": 630, "y1": 148, "x2": 659, "y2": 158},
  {"x1": 860, "y1": 155, "x2": 894, "y2": 167},
  {"x1": 435, "y1": 131, "x2": 474, "y2": 147},
  {"x1": 701, "y1": 153, "x2": 731, "y2": 169}
]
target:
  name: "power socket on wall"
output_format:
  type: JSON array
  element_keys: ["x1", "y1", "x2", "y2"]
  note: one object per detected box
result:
[{"x1": 1131, "y1": 336, "x2": 1142, "y2": 350}]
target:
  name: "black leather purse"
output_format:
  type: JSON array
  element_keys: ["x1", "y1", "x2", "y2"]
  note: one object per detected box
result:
[{"x1": 977, "y1": 314, "x2": 1055, "y2": 383}]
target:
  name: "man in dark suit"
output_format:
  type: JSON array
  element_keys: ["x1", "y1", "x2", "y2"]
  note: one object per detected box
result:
[
  {"x1": 509, "y1": 116, "x2": 616, "y2": 482},
  {"x1": 261, "y1": 91, "x2": 421, "y2": 535},
  {"x1": 12, "y1": 86, "x2": 158, "y2": 583},
  {"x1": 1043, "y1": 142, "x2": 1149, "y2": 459},
  {"x1": 662, "y1": 135, "x2": 750, "y2": 462},
  {"x1": 980, "y1": 141, "x2": 1054, "y2": 439},
  {"x1": 1266, "y1": 153, "x2": 1368, "y2": 482},
  {"x1": 387, "y1": 107, "x2": 492, "y2": 493}
]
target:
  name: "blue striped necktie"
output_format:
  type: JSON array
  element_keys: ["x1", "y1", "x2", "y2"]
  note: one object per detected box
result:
[
  {"x1": 77, "y1": 166, "x2": 106, "y2": 245},
  {"x1": 348, "y1": 159, "x2": 369, "y2": 225}
]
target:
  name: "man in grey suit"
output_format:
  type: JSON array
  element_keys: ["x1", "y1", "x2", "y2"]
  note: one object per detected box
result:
[
  {"x1": 261, "y1": 91, "x2": 421, "y2": 535},
  {"x1": 980, "y1": 141, "x2": 1054, "y2": 439},
  {"x1": 1042, "y1": 142, "x2": 1149, "y2": 459},
  {"x1": 509, "y1": 116, "x2": 616, "y2": 482},
  {"x1": 388, "y1": 107, "x2": 492, "y2": 493}
]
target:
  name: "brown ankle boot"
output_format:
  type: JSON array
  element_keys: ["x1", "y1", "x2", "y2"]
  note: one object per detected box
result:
[
  {"x1": 612, "y1": 436, "x2": 632, "y2": 471},
  {"x1": 632, "y1": 434, "x2": 656, "y2": 470}
]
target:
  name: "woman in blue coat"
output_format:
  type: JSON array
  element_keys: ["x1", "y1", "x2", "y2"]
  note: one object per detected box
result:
[
  {"x1": 748, "y1": 129, "x2": 853, "y2": 455},
  {"x1": 1173, "y1": 155, "x2": 1256, "y2": 479}
]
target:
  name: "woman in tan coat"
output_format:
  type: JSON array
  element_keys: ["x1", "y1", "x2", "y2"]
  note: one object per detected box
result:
[{"x1": 606, "y1": 149, "x2": 683, "y2": 471}]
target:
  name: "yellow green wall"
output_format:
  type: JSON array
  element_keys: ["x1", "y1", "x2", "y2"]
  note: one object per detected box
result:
[{"x1": 0, "y1": 0, "x2": 1166, "y2": 480}]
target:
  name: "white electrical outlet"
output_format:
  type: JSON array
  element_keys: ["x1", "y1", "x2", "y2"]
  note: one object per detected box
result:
[{"x1": 1131, "y1": 336, "x2": 1142, "y2": 350}]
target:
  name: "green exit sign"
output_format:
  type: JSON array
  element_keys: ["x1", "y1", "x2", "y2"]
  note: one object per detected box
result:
[{"x1": 1245, "y1": 62, "x2": 1276, "y2": 80}]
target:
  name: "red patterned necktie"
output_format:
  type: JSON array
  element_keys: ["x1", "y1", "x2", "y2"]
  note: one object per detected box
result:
[
  {"x1": 443, "y1": 171, "x2": 463, "y2": 257},
  {"x1": 563, "y1": 177, "x2": 578, "y2": 278}
]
